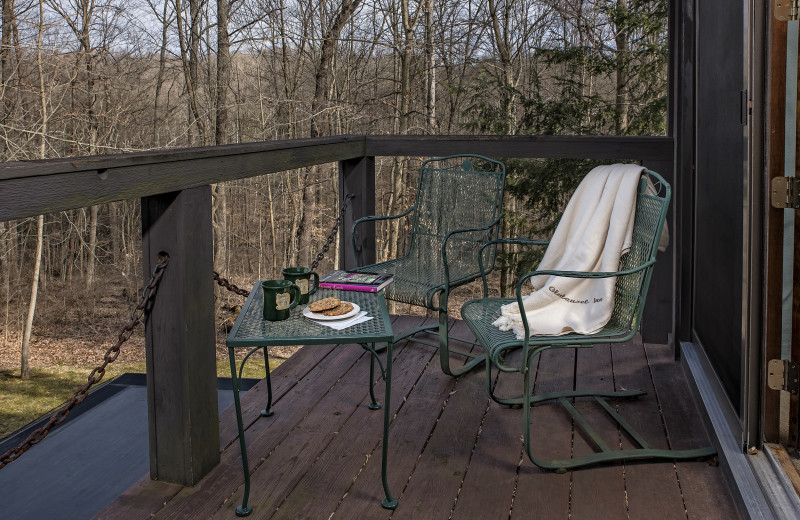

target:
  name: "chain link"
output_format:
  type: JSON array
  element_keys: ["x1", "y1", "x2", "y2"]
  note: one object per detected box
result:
[
  {"x1": 214, "y1": 193, "x2": 354, "y2": 296},
  {"x1": 213, "y1": 271, "x2": 250, "y2": 297},
  {"x1": 0, "y1": 254, "x2": 170, "y2": 470},
  {"x1": 311, "y1": 193, "x2": 353, "y2": 271},
  {"x1": 1, "y1": 194, "x2": 353, "y2": 467}
]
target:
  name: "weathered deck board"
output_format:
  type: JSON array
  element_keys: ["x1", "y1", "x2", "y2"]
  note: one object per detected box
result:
[
  {"x1": 95, "y1": 316, "x2": 738, "y2": 520},
  {"x1": 449, "y1": 347, "x2": 522, "y2": 520},
  {"x1": 511, "y1": 348, "x2": 574, "y2": 519},
  {"x1": 611, "y1": 337, "x2": 688, "y2": 519},
  {"x1": 331, "y1": 320, "x2": 461, "y2": 520},
  {"x1": 267, "y1": 318, "x2": 434, "y2": 520},
  {"x1": 570, "y1": 344, "x2": 628, "y2": 520},
  {"x1": 644, "y1": 342, "x2": 741, "y2": 520}
]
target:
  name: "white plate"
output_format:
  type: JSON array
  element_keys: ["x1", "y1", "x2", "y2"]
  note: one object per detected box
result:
[{"x1": 302, "y1": 302, "x2": 360, "y2": 321}]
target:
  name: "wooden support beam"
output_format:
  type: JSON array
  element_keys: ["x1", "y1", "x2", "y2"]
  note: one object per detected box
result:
[
  {"x1": 0, "y1": 137, "x2": 365, "y2": 221},
  {"x1": 141, "y1": 186, "x2": 219, "y2": 485},
  {"x1": 339, "y1": 156, "x2": 376, "y2": 270},
  {"x1": 672, "y1": 0, "x2": 695, "y2": 346},
  {"x1": 642, "y1": 158, "x2": 676, "y2": 346},
  {"x1": 365, "y1": 135, "x2": 673, "y2": 161}
]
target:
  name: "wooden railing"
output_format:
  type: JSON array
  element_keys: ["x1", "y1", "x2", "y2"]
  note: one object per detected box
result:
[{"x1": 0, "y1": 134, "x2": 675, "y2": 485}]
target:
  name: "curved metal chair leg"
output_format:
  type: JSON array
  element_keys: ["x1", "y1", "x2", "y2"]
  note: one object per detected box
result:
[
  {"x1": 518, "y1": 350, "x2": 716, "y2": 472},
  {"x1": 436, "y1": 302, "x2": 486, "y2": 377}
]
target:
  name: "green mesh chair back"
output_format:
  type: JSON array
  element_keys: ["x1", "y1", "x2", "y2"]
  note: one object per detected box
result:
[
  {"x1": 351, "y1": 154, "x2": 505, "y2": 377},
  {"x1": 593, "y1": 171, "x2": 671, "y2": 340},
  {"x1": 459, "y1": 169, "x2": 714, "y2": 472},
  {"x1": 359, "y1": 155, "x2": 505, "y2": 309}
]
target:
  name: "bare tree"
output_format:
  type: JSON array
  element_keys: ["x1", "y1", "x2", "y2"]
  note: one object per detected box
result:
[{"x1": 21, "y1": 0, "x2": 49, "y2": 380}]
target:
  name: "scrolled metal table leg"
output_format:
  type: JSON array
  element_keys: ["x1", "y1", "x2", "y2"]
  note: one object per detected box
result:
[
  {"x1": 229, "y1": 349, "x2": 253, "y2": 517},
  {"x1": 380, "y1": 340, "x2": 398, "y2": 510},
  {"x1": 261, "y1": 346, "x2": 274, "y2": 417}
]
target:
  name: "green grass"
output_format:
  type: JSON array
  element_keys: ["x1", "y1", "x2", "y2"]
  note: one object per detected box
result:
[{"x1": 0, "y1": 359, "x2": 278, "y2": 439}]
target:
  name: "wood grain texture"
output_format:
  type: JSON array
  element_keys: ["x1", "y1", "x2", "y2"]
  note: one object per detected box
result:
[
  {"x1": 762, "y1": 12, "x2": 787, "y2": 443},
  {"x1": 339, "y1": 156, "x2": 376, "y2": 270},
  {"x1": 142, "y1": 187, "x2": 220, "y2": 486},
  {"x1": 0, "y1": 136, "x2": 365, "y2": 179},
  {"x1": 270, "y1": 317, "x2": 432, "y2": 520},
  {"x1": 91, "y1": 474, "x2": 182, "y2": 520},
  {"x1": 0, "y1": 135, "x2": 675, "y2": 222},
  {"x1": 511, "y1": 348, "x2": 573, "y2": 519},
  {"x1": 641, "y1": 158, "x2": 675, "y2": 345},
  {"x1": 0, "y1": 139, "x2": 365, "y2": 221},
  {"x1": 153, "y1": 336, "x2": 380, "y2": 519},
  {"x1": 645, "y1": 342, "x2": 739, "y2": 520},
  {"x1": 570, "y1": 344, "x2": 628, "y2": 520},
  {"x1": 611, "y1": 338, "x2": 687, "y2": 519},
  {"x1": 365, "y1": 135, "x2": 673, "y2": 160},
  {"x1": 103, "y1": 327, "x2": 736, "y2": 520}
]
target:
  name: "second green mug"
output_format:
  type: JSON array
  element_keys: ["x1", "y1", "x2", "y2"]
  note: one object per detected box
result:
[
  {"x1": 262, "y1": 280, "x2": 300, "y2": 321},
  {"x1": 282, "y1": 267, "x2": 319, "y2": 305}
]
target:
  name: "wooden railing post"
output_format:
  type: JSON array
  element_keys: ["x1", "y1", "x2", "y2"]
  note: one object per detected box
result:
[
  {"x1": 141, "y1": 186, "x2": 220, "y2": 485},
  {"x1": 339, "y1": 156, "x2": 376, "y2": 269},
  {"x1": 642, "y1": 158, "x2": 676, "y2": 345}
]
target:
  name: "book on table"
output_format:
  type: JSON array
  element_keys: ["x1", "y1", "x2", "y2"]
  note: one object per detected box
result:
[{"x1": 318, "y1": 270, "x2": 394, "y2": 293}]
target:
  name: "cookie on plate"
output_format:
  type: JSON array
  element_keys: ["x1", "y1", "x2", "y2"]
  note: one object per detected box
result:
[
  {"x1": 309, "y1": 297, "x2": 340, "y2": 313},
  {"x1": 323, "y1": 301, "x2": 354, "y2": 316}
]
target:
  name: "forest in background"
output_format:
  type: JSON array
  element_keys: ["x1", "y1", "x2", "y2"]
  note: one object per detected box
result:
[{"x1": 0, "y1": 0, "x2": 668, "y2": 378}]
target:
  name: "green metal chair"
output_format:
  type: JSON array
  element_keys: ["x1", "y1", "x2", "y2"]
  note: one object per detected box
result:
[
  {"x1": 351, "y1": 155, "x2": 506, "y2": 376},
  {"x1": 460, "y1": 169, "x2": 715, "y2": 471}
]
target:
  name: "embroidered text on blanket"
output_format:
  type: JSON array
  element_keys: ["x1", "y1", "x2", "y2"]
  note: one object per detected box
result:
[{"x1": 548, "y1": 286, "x2": 589, "y2": 304}]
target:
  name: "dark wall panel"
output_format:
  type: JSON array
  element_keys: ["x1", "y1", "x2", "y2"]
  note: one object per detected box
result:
[{"x1": 693, "y1": 0, "x2": 745, "y2": 412}]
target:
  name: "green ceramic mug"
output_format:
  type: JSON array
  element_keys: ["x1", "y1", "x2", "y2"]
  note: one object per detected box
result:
[
  {"x1": 261, "y1": 280, "x2": 300, "y2": 321},
  {"x1": 282, "y1": 267, "x2": 319, "y2": 305}
]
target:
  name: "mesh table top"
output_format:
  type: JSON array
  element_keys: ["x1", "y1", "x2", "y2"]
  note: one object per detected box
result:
[{"x1": 226, "y1": 285, "x2": 394, "y2": 348}]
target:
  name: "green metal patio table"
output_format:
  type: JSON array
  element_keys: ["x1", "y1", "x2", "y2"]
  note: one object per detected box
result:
[{"x1": 225, "y1": 285, "x2": 397, "y2": 517}]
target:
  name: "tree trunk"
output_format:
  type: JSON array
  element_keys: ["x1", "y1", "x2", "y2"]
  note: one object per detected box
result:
[
  {"x1": 424, "y1": 0, "x2": 435, "y2": 133},
  {"x1": 614, "y1": 0, "x2": 629, "y2": 135},
  {"x1": 175, "y1": 0, "x2": 207, "y2": 145},
  {"x1": 215, "y1": 0, "x2": 231, "y2": 145},
  {"x1": 1, "y1": 0, "x2": 16, "y2": 161},
  {"x1": 267, "y1": 177, "x2": 278, "y2": 277},
  {"x1": 21, "y1": 215, "x2": 43, "y2": 380},
  {"x1": 152, "y1": 0, "x2": 172, "y2": 147},
  {"x1": 310, "y1": 0, "x2": 362, "y2": 138},
  {"x1": 87, "y1": 204, "x2": 98, "y2": 285},
  {"x1": 1, "y1": 221, "x2": 9, "y2": 349}
]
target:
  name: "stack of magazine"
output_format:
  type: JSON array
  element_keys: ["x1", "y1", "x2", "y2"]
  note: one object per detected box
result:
[{"x1": 319, "y1": 270, "x2": 394, "y2": 293}]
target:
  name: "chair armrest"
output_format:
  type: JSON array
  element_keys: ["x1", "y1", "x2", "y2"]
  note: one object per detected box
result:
[
  {"x1": 439, "y1": 215, "x2": 503, "y2": 290},
  {"x1": 351, "y1": 205, "x2": 415, "y2": 267},
  {"x1": 476, "y1": 237, "x2": 551, "y2": 296},
  {"x1": 513, "y1": 260, "x2": 656, "y2": 345},
  {"x1": 515, "y1": 260, "x2": 655, "y2": 287}
]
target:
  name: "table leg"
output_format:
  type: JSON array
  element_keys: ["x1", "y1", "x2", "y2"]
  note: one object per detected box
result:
[
  {"x1": 380, "y1": 340, "x2": 398, "y2": 510},
  {"x1": 229, "y1": 349, "x2": 253, "y2": 517},
  {"x1": 262, "y1": 346, "x2": 274, "y2": 417},
  {"x1": 361, "y1": 342, "x2": 384, "y2": 410}
]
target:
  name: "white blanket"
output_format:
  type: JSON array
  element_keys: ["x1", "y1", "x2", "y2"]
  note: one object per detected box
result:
[{"x1": 493, "y1": 164, "x2": 650, "y2": 339}]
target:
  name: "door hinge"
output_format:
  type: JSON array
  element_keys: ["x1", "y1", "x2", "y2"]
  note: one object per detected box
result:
[
  {"x1": 768, "y1": 359, "x2": 800, "y2": 395},
  {"x1": 775, "y1": 0, "x2": 800, "y2": 21},
  {"x1": 771, "y1": 176, "x2": 800, "y2": 208}
]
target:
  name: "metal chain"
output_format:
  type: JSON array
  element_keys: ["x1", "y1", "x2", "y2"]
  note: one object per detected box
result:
[
  {"x1": 311, "y1": 193, "x2": 353, "y2": 271},
  {"x1": 213, "y1": 271, "x2": 250, "y2": 297},
  {"x1": 0, "y1": 253, "x2": 170, "y2": 470},
  {"x1": 214, "y1": 193, "x2": 354, "y2": 296}
]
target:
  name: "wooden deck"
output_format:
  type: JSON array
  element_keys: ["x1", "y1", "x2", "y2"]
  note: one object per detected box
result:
[{"x1": 96, "y1": 315, "x2": 739, "y2": 520}]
